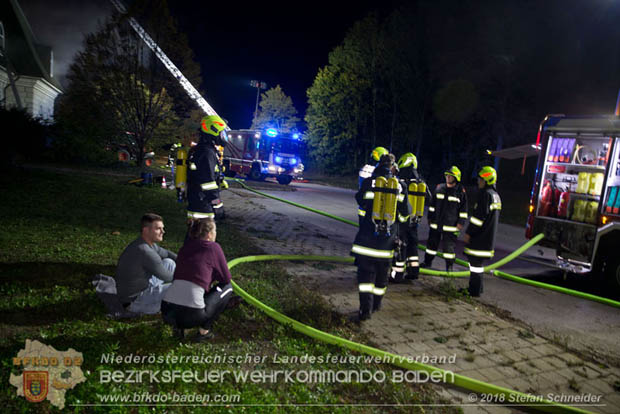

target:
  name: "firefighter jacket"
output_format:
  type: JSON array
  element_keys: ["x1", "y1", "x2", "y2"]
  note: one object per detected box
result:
[
  {"x1": 187, "y1": 142, "x2": 221, "y2": 218},
  {"x1": 351, "y1": 166, "x2": 411, "y2": 262},
  {"x1": 464, "y1": 185, "x2": 501, "y2": 258},
  {"x1": 357, "y1": 163, "x2": 376, "y2": 218},
  {"x1": 428, "y1": 183, "x2": 468, "y2": 232}
]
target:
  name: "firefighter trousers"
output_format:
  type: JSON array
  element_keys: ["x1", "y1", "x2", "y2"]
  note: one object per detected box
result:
[
  {"x1": 356, "y1": 256, "x2": 390, "y2": 318},
  {"x1": 391, "y1": 224, "x2": 420, "y2": 282},
  {"x1": 465, "y1": 255, "x2": 485, "y2": 297},
  {"x1": 423, "y1": 229, "x2": 457, "y2": 269}
]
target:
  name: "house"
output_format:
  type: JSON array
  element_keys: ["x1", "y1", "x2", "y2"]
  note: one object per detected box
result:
[{"x1": 0, "y1": 0, "x2": 64, "y2": 121}]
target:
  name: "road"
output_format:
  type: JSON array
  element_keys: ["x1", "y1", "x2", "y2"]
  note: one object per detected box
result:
[{"x1": 243, "y1": 178, "x2": 620, "y2": 364}]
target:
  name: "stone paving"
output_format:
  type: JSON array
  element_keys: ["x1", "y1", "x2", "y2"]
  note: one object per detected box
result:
[{"x1": 222, "y1": 186, "x2": 620, "y2": 413}]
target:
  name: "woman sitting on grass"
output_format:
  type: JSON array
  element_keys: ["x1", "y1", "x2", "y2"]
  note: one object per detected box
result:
[{"x1": 161, "y1": 218, "x2": 240, "y2": 341}]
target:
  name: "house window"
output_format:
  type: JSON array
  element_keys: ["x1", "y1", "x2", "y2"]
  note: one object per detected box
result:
[{"x1": 0, "y1": 21, "x2": 5, "y2": 51}]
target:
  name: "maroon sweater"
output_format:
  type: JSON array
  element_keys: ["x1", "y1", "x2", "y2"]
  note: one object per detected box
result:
[{"x1": 172, "y1": 239, "x2": 231, "y2": 292}]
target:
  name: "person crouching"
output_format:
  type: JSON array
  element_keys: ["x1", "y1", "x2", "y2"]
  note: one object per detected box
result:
[{"x1": 161, "y1": 218, "x2": 236, "y2": 341}]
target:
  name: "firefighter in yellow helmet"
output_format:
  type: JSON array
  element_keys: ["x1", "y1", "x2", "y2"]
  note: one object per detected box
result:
[
  {"x1": 351, "y1": 153, "x2": 411, "y2": 322},
  {"x1": 421, "y1": 166, "x2": 468, "y2": 272},
  {"x1": 357, "y1": 146, "x2": 389, "y2": 225},
  {"x1": 463, "y1": 166, "x2": 501, "y2": 296},
  {"x1": 187, "y1": 115, "x2": 229, "y2": 221},
  {"x1": 391, "y1": 152, "x2": 428, "y2": 283}
]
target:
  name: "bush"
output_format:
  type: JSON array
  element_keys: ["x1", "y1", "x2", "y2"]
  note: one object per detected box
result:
[{"x1": 0, "y1": 107, "x2": 48, "y2": 166}]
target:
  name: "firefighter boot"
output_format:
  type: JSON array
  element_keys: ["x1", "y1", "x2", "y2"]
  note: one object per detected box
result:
[
  {"x1": 372, "y1": 294, "x2": 384, "y2": 313},
  {"x1": 469, "y1": 273, "x2": 483, "y2": 297},
  {"x1": 358, "y1": 292, "x2": 373, "y2": 321},
  {"x1": 405, "y1": 266, "x2": 419, "y2": 280}
]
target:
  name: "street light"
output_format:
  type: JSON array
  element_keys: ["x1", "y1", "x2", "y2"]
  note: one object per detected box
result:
[{"x1": 250, "y1": 80, "x2": 267, "y2": 127}]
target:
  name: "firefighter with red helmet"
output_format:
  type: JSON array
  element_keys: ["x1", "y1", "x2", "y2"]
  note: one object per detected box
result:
[
  {"x1": 463, "y1": 166, "x2": 501, "y2": 296},
  {"x1": 187, "y1": 115, "x2": 229, "y2": 221},
  {"x1": 351, "y1": 153, "x2": 411, "y2": 322},
  {"x1": 421, "y1": 166, "x2": 468, "y2": 272},
  {"x1": 391, "y1": 152, "x2": 428, "y2": 282}
]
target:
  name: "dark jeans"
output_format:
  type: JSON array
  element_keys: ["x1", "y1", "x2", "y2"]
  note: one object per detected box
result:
[{"x1": 161, "y1": 283, "x2": 233, "y2": 330}]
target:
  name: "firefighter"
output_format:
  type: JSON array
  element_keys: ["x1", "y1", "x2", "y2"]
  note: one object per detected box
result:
[
  {"x1": 391, "y1": 153, "x2": 427, "y2": 283},
  {"x1": 463, "y1": 166, "x2": 501, "y2": 296},
  {"x1": 358, "y1": 146, "x2": 389, "y2": 224},
  {"x1": 187, "y1": 115, "x2": 229, "y2": 221},
  {"x1": 351, "y1": 153, "x2": 411, "y2": 322},
  {"x1": 421, "y1": 166, "x2": 468, "y2": 272}
]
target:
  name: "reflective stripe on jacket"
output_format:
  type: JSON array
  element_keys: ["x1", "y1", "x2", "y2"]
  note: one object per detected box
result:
[
  {"x1": 465, "y1": 185, "x2": 501, "y2": 256},
  {"x1": 428, "y1": 183, "x2": 468, "y2": 231}
]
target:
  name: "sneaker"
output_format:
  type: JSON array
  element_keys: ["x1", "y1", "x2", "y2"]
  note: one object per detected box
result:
[{"x1": 194, "y1": 330, "x2": 215, "y2": 342}]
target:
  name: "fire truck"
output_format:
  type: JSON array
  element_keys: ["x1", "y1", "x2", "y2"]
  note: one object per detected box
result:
[
  {"x1": 525, "y1": 115, "x2": 620, "y2": 291},
  {"x1": 222, "y1": 129, "x2": 304, "y2": 185}
]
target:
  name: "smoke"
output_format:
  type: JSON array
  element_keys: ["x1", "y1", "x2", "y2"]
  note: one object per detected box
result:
[{"x1": 18, "y1": 0, "x2": 113, "y2": 88}]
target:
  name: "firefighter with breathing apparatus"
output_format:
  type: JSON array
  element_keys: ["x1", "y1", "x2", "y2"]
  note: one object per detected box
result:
[
  {"x1": 187, "y1": 115, "x2": 229, "y2": 221},
  {"x1": 391, "y1": 153, "x2": 427, "y2": 283},
  {"x1": 358, "y1": 146, "x2": 389, "y2": 225},
  {"x1": 421, "y1": 166, "x2": 468, "y2": 272},
  {"x1": 463, "y1": 166, "x2": 501, "y2": 297},
  {"x1": 351, "y1": 153, "x2": 411, "y2": 322}
]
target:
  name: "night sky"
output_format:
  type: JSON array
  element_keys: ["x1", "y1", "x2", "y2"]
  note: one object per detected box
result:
[
  {"x1": 18, "y1": 0, "x2": 402, "y2": 129},
  {"x1": 15, "y1": 0, "x2": 620, "y2": 130}
]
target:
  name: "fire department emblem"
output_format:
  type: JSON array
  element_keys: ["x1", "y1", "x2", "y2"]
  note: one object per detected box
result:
[{"x1": 23, "y1": 371, "x2": 49, "y2": 403}]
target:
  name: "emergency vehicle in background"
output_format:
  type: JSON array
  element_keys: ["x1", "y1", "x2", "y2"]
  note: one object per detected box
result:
[
  {"x1": 525, "y1": 115, "x2": 620, "y2": 291},
  {"x1": 222, "y1": 128, "x2": 304, "y2": 185}
]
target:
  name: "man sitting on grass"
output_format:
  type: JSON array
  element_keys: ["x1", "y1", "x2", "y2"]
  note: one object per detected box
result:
[{"x1": 115, "y1": 213, "x2": 177, "y2": 314}]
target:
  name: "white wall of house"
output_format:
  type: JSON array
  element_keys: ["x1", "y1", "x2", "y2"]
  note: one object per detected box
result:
[{"x1": 0, "y1": 69, "x2": 61, "y2": 121}]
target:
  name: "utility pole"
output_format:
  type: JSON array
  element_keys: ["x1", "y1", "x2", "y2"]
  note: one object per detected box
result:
[{"x1": 250, "y1": 80, "x2": 267, "y2": 128}]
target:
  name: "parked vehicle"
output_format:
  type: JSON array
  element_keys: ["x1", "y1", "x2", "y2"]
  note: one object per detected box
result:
[
  {"x1": 525, "y1": 115, "x2": 620, "y2": 291},
  {"x1": 222, "y1": 129, "x2": 304, "y2": 185}
]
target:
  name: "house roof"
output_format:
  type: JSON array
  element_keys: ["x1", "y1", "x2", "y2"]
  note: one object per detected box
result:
[{"x1": 1, "y1": 0, "x2": 63, "y2": 92}]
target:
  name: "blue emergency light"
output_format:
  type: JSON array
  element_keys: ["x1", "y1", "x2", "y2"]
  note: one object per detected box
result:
[{"x1": 266, "y1": 128, "x2": 278, "y2": 137}]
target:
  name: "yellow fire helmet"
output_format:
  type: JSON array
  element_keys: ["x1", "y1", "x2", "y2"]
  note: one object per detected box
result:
[
  {"x1": 444, "y1": 165, "x2": 462, "y2": 182},
  {"x1": 371, "y1": 146, "x2": 389, "y2": 162},
  {"x1": 397, "y1": 152, "x2": 418, "y2": 170},
  {"x1": 478, "y1": 166, "x2": 497, "y2": 185},
  {"x1": 200, "y1": 115, "x2": 227, "y2": 137}
]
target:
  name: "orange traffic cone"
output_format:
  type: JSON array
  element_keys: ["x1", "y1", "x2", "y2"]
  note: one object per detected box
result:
[{"x1": 161, "y1": 176, "x2": 167, "y2": 189}]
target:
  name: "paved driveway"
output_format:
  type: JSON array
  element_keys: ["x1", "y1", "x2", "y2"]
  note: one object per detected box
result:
[{"x1": 222, "y1": 181, "x2": 620, "y2": 413}]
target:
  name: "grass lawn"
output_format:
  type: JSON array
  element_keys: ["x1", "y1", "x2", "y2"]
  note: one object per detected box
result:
[{"x1": 0, "y1": 166, "x2": 458, "y2": 413}]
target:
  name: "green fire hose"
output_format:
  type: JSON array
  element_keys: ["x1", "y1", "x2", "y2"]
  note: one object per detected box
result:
[
  {"x1": 221, "y1": 178, "x2": 618, "y2": 412},
  {"x1": 226, "y1": 177, "x2": 620, "y2": 308},
  {"x1": 228, "y1": 255, "x2": 592, "y2": 414}
]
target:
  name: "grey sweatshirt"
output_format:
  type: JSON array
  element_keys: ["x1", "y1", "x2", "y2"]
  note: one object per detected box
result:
[{"x1": 114, "y1": 237, "x2": 177, "y2": 303}]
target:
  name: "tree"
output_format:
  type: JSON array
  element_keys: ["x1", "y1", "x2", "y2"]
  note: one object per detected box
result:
[
  {"x1": 251, "y1": 85, "x2": 300, "y2": 132},
  {"x1": 56, "y1": 0, "x2": 201, "y2": 166}
]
